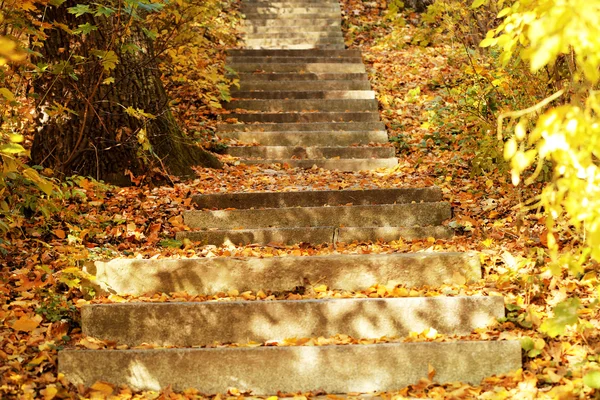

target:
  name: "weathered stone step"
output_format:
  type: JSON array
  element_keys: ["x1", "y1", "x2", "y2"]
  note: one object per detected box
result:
[
  {"x1": 90, "y1": 252, "x2": 480, "y2": 295},
  {"x1": 227, "y1": 49, "x2": 358, "y2": 57},
  {"x1": 230, "y1": 72, "x2": 368, "y2": 81},
  {"x1": 244, "y1": 12, "x2": 340, "y2": 19},
  {"x1": 229, "y1": 111, "x2": 380, "y2": 123},
  {"x1": 217, "y1": 121, "x2": 385, "y2": 132},
  {"x1": 240, "y1": 26, "x2": 342, "y2": 34},
  {"x1": 235, "y1": 80, "x2": 372, "y2": 91},
  {"x1": 242, "y1": 20, "x2": 340, "y2": 29},
  {"x1": 219, "y1": 131, "x2": 388, "y2": 146},
  {"x1": 229, "y1": 63, "x2": 364, "y2": 74},
  {"x1": 243, "y1": 3, "x2": 340, "y2": 9},
  {"x1": 59, "y1": 341, "x2": 521, "y2": 393},
  {"x1": 234, "y1": 158, "x2": 398, "y2": 171},
  {"x1": 226, "y1": 145, "x2": 394, "y2": 159},
  {"x1": 242, "y1": 6, "x2": 341, "y2": 14},
  {"x1": 81, "y1": 296, "x2": 503, "y2": 347},
  {"x1": 176, "y1": 225, "x2": 453, "y2": 245},
  {"x1": 183, "y1": 202, "x2": 450, "y2": 230},
  {"x1": 243, "y1": 40, "x2": 344, "y2": 49},
  {"x1": 244, "y1": 32, "x2": 344, "y2": 40},
  {"x1": 228, "y1": 56, "x2": 361, "y2": 64},
  {"x1": 231, "y1": 90, "x2": 375, "y2": 99},
  {"x1": 193, "y1": 187, "x2": 442, "y2": 209},
  {"x1": 245, "y1": 0, "x2": 341, "y2": 3},
  {"x1": 245, "y1": 43, "x2": 346, "y2": 50},
  {"x1": 225, "y1": 99, "x2": 377, "y2": 112}
]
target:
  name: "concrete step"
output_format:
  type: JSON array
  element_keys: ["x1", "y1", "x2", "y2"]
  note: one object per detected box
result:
[
  {"x1": 234, "y1": 158, "x2": 398, "y2": 171},
  {"x1": 176, "y1": 225, "x2": 453, "y2": 245},
  {"x1": 219, "y1": 131, "x2": 388, "y2": 146},
  {"x1": 225, "y1": 99, "x2": 377, "y2": 112},
  {"x1": 245, "y1": 0, "x2": 342, "y2": 3},
  {"x1": 89, "y1": 252, "x2": 480, "y2": 295},
  {"x1": 229, "y1": 63, "x2": 364, "y2": 74},
  {"x1": 227, "y1": 49, "x2": 359, "y2": 57},
  {"x1": 245, "y1": 43, "x2": 346, "y2": 50},
  {"x1": 240, "y1": 26, "x2": 342, "y2": 34},
  {"x1": 230, "y1": 72, "x2": 368, "y2": 81},
  {"x1": 217, "y1": 121, "x2": 386, "y2": 132},
  {"x1": 59, "y1": 341, "x2": 521, "y2": 393},
  {"x1": 242, "y1": 19, "x2": 341, "y2": 27},
  {"x1": 243, "y1": 3, "x2": 340, "y2": 9},
  {"x1": 244, "y1": 13, "x2": 340, "y2": 19},
  {"x1": 228, "y1": 56, "x2": 361, "y2": 64},
  {"x1": 244, "y1": 32, "x2": 344, "y2": 40},
  {"x1": 231, "y1": 90, "x2": 375, "y2": 99},
  {"x1": 183, "y1": 202, "x2": 451, "y2": 230},
  {"x1": 81, "y1": 296, "x2": 504, "y2": 347},
  {"x1": 192, "y1": 187, "x2": 442, "y2": 209},
  {"x1": 242, "y1": 6, "x2": 341, "y2": 14},
  {"x1": 226, "y1": 145, "x2": 394, "y2": 159},
  {"x1": 235, "y1": 80, "x2": 372, "y2": 91},
  {"x1": 229, "y1": 111, "x2": 380, "y2": 123}
]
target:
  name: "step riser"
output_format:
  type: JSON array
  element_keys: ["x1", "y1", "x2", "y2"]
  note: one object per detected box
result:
[
  {"x1": 244, "y1": 0, "x2": 342, "y2": 3},
  {"x1": 226, "y1": 146, "x2": 394, "y2": 159},
  {"x1": 229, "y1": 63, "x2": 365, "y2": 74},
  {"x1": 184, "y1": 202, "x2": 450, "y2": 230},
  {"x1": 82, "y1": 297, "x2": 504, "y2": 346},
  {"x1": 240, "y1": 27, "x2": 342, "y2": 34},
  {"x1": 242, "y1": 8, "x2": 342, "y2": 15},
  {"x1": 89, "y1": 252, "x2": 480, "y2": 296},
  {"x1": 59, "y1": 341, "x2": 522, "y2": 393},
  {"x1": 176, "y1": 226, "x2": 454, "y2": 246},
  {"x1": 230, "y1": 73, "x2": 369, "y2": 81},
  {"x1": 230, "y1": 112, "x2": 380, "y2": 123},
  {"x1": 217, "y1": 122, "x2": 386, "y2": 133},
  {"x1": 225, "y1": 99, "x2": 377, "y2": 112},
  {"x1": 219, "y1": 131, "x2": 388, "y2": 146},
  {"x1": 228, "y1": 57, "x2": 361, "y2": 64},
  {"x1": 231, "y1": 90, "x2": 375, "y2": 99},
  {"x1": 242, "y1": 20, "x2": 340, "y2": 27},
  {"x1": 244, "y1": 33, "x2": 344, "y2": 39},
  {"x1": 193, "y1": 187, "x2": 442, "y2": 209},
  {"x1": 233, "y1": 158, "x2": 399, "y2": 171},
  {"x1": 227, "y1": 49, "x2": 358, "y2": 57},
  {"x1": 235, "y1": 81, "x2": 372, "y2": 91},
  {"x1": 245, "y1": 44, "x2": 346, "y2": 50},
  {"x1": 244, "y1": 13, "x2": 340, "y2": 19}
]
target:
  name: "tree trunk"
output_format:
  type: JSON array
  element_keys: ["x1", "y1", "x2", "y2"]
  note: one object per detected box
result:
[{"x1": 31, "y1": 1, "x2": 222, "y2": 185}]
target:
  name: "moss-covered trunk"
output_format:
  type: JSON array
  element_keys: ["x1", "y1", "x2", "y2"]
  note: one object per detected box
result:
[{"x1": 31, "y1": 1, "x2": 221, "y2": 185}]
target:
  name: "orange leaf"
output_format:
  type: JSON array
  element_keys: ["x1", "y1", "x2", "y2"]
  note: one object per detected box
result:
[
  {"x1": 53, "y1": 229, "x2": 66, "y2": 239},
  {"x1": 12, "y1": 314, "x2": 42, "y2": 332},
  {"x1": 90, "y1": 381, "x2": 114, "y2": 396}
]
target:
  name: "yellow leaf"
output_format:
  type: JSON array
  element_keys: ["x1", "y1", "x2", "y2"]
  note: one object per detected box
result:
[
  {"x1": 90, "y1": 381, "x2": 114, "y2": 395},
  {"x1": 41, "y1": 385, "x2": 58, "y2": 400},
  {"x1": 313, "y1": 284, "x2": 327, "y2": 293},
  {"x1": 12, "y1": 314, "x2": 42, "y2": 332}
]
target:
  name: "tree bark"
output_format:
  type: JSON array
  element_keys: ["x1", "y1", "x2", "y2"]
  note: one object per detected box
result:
[{"x1": 31, "y1": 1, "x2": 222, "y2": 185}]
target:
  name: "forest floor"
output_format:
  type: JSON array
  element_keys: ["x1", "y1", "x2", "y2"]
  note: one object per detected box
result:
[{"x1": 1, "y1": 1, "x2": 599, "y2": 399}]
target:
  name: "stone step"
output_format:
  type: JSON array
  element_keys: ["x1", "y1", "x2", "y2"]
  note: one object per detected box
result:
[
  {"x1": 244, "y1": 32, "x2": 344, "y2": 40},
  {"x1": 242, "y1": 6, "x2": 341, "y2": 14},
  {"x1": 183, "y1": 202, "x2": 451, "y2": 230},
  {"x1": 244, "y1": 12, "x2": 340, "y2": 19},
  {"x1": 235, "y1": 80, "x2": 372, "y2": 91},
  {"x1": 229, "y1": 63, "x2": 364, "y2": 74},
  {"x1": 234, "y1": 158, "x2": 398, "y2": 171},
  {"x1": 176, "y1": 225, "x2": 453, "y2": 245},
  {"x1": 242, "y1": 19, "x2": 341, "y2": 28},
  {"x1": 243, "y1": 40, "x2": 344, "y2": 49},
  {"x1": 229, "y1": 111, "x2": 380, "y2": 123},
  {"x1": 245, "y1": 43, "x2": 346, "y2": 50},
  {"x1": 231, "y1": 90, "x2": 375, "y2": 99},
  {"x1": 243, "y1": 3, "x2": 340, "y2": 9},
  {"x1": 81, "y1": 296, "x2": 504, "y2": 347},
  {"x1": 192, "y1": 187, "x2": 442, "y2": 209},
  {"x1": 177, "y1": 225, "x2": 453, "y2": 245},
  {"x1": 226, "y1": 145, "x2": 394, "y2": 159},
  {"x1": 230, "y1": 72, "x2": 368, "y2": 81},
  {"x1": 240, "y1": 26, "x2": 342, "y2": 34},
  {"x1": 227, "y1": 49, "x2": 359, "y2": 57},
  {"x1": 228, "y1": 56, "x2": 361, "y2": 64},
  {"x1": 219, "y1": 131, "x2": 388, "y2": 146},
  {"x1": 59, "y1": 341, "x2": 521, "y2": 393},
  {"x1": 225, "y1": 99, "x2": 377, "y2": 112},
  {"x1": 245, "y1": 0, "x2": 341, "y2": 3},
  {"x1": 89, "y1": 252, "x2": 480, "y2": 295},
  {"x1": 217, "y1": 121, "x2": 385, "y2": 132}
]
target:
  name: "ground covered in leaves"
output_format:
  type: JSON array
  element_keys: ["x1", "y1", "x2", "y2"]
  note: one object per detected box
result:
[{"x1": 2, "y1": 2, "x2": 600, "y2": 399}]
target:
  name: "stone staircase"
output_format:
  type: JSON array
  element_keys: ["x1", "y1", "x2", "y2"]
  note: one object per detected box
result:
[{"x1": 57, "y1": 0, "x2": 522, "y2": 395}]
